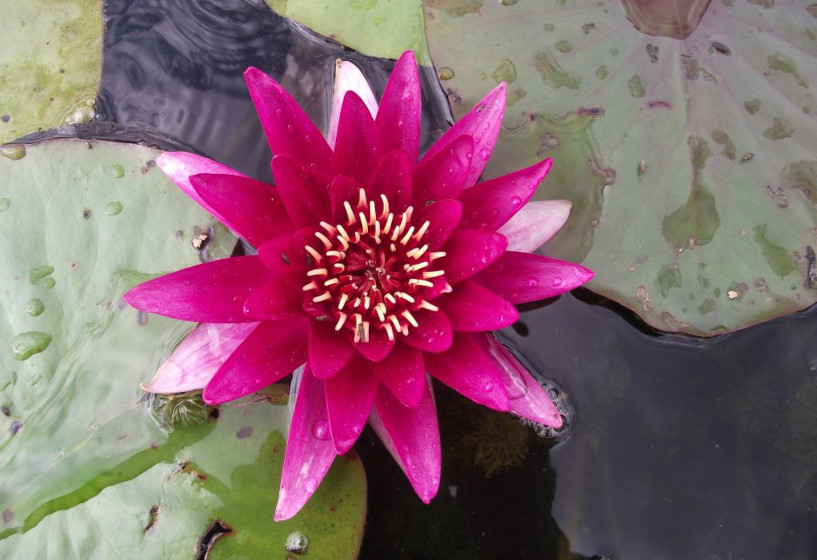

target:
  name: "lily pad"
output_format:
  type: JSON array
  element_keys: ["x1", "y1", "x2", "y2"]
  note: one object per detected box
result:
[
  {"x1": 266, "y1": 0, "x2": 432, "y2": 65},
  {"x1": 426, "y1": 0, "x2": 817, "y2": 335},
  {"x1": 0, "y1": 0, "x2": 103, "y2": 144}
]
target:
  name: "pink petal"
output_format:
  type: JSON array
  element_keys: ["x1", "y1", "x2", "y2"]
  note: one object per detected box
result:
[
  {"x1": 202, "y1": 318, "x2": 308, "y2": 404},
  {"x1": 412, "y1": 134, "x2": 473, "y2": 206},
  {"x1": 458, "y1": 158, "x2": 553, "y2": 231},
  {"x1": 370, "y1": 342, "x2": 426, "y2": 407},
  {"x1": 376, "y1": 51, "x2": 421, "y2": 162},
  {"x1": 141, "y1": 322, "x2": 259, "y2": 393},
  {"x1": 244, "y1": 67, "x2": 332, "y2": 177},
  {"x1": 123, "y1": 256, "x2": 269, "y2": 323},
  {"x1": 275, "y1": 364, "x2": 338, "y2": 521},
  {"x1": 403, "y1": 309, "x2": 453, "y2": 353},
  {"x1": 473, "y1": 251, "x2": 594, "y2": 304},
  {"x1": 352, "y1": 328, "x2": 396, "y2": 362},
  {"x1": 188, "y1": 173, "x2": 292, "y2": 247},
  {"x1": 329, "y1": 174, "x2": 364, "y2": 224},
  {"x1": 421, "y1": 83, "x2": 506, "y2": 188},
  {"x1": 242, "y1": 277, "x2": 304, "y2": 321},
  {"x1": 481, "y1": 335, "x2": 562, "y2": 428},
  {"x1": 156, "y1": 152, "x2": 248, "y2": 217},
  {"x1": 442, "y1": 229, "x2": 507, "y2": 284},
  {"x1": 498, "y1": 200, "x2": 572, "y2": 253},
  {"x1": 328, "y1": 60, "x2": 379, "y2": 149},
  {"x1": 425, "y1": 333, "x2": 510, "y2": 411},
  {"x1": 437, "y1": 280, "x2": 518, "y2": 332},
  {"x1": 367, "y1": 149, "x2": 413, "y2": 213},
  {"x1": 271, "y1": 154, "x2": 330, "y2": 227},
  {"x1": 414, "y1": 199, "x2": 462, "y2": 249},
  {"x1": 325, "y1": 355, "x2": 379, "y2": 454},
  {"x1": 333, "y1": 91, "x2": 381, "y2": 185},
  {"x1": 257, "y1": 236, "x2": 303, "y2": 273},
  {"x1": 369, "y1": 377, "x2": 440, "y2": 503},
  {"x1": 309, "y1": 319, "x2": 355, "y2": 379}
]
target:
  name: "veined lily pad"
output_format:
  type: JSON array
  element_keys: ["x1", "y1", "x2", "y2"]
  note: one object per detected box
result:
[
  {"x1": 265, "y1": 0, "x2": 432, "y2": 65},
  {"x1": 0, "y1": 0, "x2": 102, "y2": 144},
  {"x1": 426, "y1": 0, "x2": 817, "y2": 335}
]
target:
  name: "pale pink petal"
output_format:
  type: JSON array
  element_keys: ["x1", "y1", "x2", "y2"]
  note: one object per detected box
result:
[
  {"x1": 443, "y1": 229, "x2": 507, "y2": 284},
  {"x1": 325, "y1": 355, "x2": 379, "y2": 454},
  {"x1": 403, "y1": 309, "x2": 453, "y2": 353},
  {"x1": 425, "y1": 333, "x2": 509, "y2": 411},
  {"x1": 376, "y1": 51, "x2": 421, "y2": 162},
  {"x1": 333, "y1": 91, "x2": 381, "y2": 185},
  {"x1": 309, "y1": 319, "x2": 355, "y2": 379},
  {"x1": 437, "y1": 280, "x2": 518, "y2": 332},
  {"x1": 202, "y1": 318, "x2": 308, "y2": 404},
  {"x1": 328, "y1": 60, "x2": 379, "y2": 149},
  {"x1": 498, "y1": 200, "x2": 572, "y2": 253},
  {"x1": 275, "y1": 364, "x2": 338, "y2": 521},
  {"x1": 420, "y1": 83, "x2": 506, "y2": 188},
  {"x1": 271, "y1": 154, "x2": 331, "y2": 227},
  {"x1": 369, "y1": 376, "x2": 440, "y2": 503},
  {"x1": 141, "y1": 322, "x2": 259, "y2": 393},
  {"x1": 123, "y1": 256, "x2": 269, "y2": 323},
  {"x1": 370, "y1": 342, "x2": 426, "y2": 408},
  {"x1": 412, "y1": 134, "x2": 473, "y2": 206},
  {"x1": 473, "y1": 252, "x2": 594, "y2": 304},
  {"x1": 481, "y1": 335, "x2": 562, "y2": 428}
]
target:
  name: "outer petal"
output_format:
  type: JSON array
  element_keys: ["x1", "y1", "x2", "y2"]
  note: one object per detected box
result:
[
  {"x1": 271, "y1": 154, "x2": 331, "y2": 227},
  {"x1": 202, "y1": 318, "x2": 308, "y2": 404},
  {"x1": 244, "y1": 67, "x2": 332, "y2": 176},
  {"x1": 367, "y1": 149, "x2": 413, "y2": 213},
  {"x1": 376, "y1": 51, "x2": 421, "y2": 162},
  {"x1": 369, "y1": 376, "x2": 440, "y2": 503},
  {"x1": 412, "y1": 134, "x2": 473, "y2": 206},
  {"x1": 141, "y1": 322, "x2": 259, "y2": 393},
  {"x1": 325, "y1": 355, "x2": 379, "y2": 454},
  {"x1": 333, "y1": 91, "x2": 381, "y2": 185},
  {"x1": 275, "y1": 364, "x2": 338, "y2": 521},
  {"x1": 414, "y1": 199, "x2": 462, "y2": 249},
  {"x1": 123, "y1": 256, "x2": 269, "y2": 322},
  {"x1": 309, "y1": 319, "x2": 355, "y2": 379},
  {"x1": 442, "y1": 230, "x2": 507, "y2": 284},
  {"x1": 481, "y1": 335, "x2": 563, "y2": 428},
  {"x1": 156, "y1": 152, "x2": 248, "y2": 218},
  {"x1": 328, "y1": 60, "x2": 379, "y2": 149},
  {"x1": 498, "y1": 200, "x2": 572, "y2": 253},
  {"x1": 420, "y1": 83, "x2": 506, "y2": 188},
  {"x1": 473, "y1": 251, "x2": 594, "y2": 304},
  {"x1": 437, "y1": 280, "x2": 518, "y2": 332},
  {"x1": 403, "y1": 309, "x2": 453, "y2": 353},
  {"x1": 370, "y1": 342, "x2": 426, "y2": 408},
  {"x1": 425, "y1": 333, "x2": 510, "y2": 411},
  {"x1": 458, "y1": 159, "x2": 553, "y2": 231}
]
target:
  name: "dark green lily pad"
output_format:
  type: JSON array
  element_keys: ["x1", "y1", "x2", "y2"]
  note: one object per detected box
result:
[
  {"x1": 0, "y1": 0, "x2": 103, "y2": 144},
  {"x1": 427, "y1": 0, "x2": 817, "y2": 335}
]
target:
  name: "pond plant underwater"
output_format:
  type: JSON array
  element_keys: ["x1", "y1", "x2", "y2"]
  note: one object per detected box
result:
[{"x1": 1, "y1": 1, "x2": 817, "y2": 559}]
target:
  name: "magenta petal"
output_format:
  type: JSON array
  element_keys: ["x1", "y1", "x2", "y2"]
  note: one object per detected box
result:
[
  {"x1": 458, "y1": 158, "x2": 553, "y2": 231},
  {"x1": 244, "y1": 67, "x2": 332, "y2": 176},
  {"x1": 403, "y1": 309, "x2": 453, "y2": 353},
  {"x1": 412, "y1": 134, "x2": 473, "y2": 206},
  {"x1": 333, "y1": 91, "x2": 381, "y2": 185},
  {"x1": 325, "y1": 356, "x2": 379, "y2": 454},
  {"x1": 328, "y1": 60, "x2": 379, "y2": 150},
  {"x1": 309, "y1": 319, "x2": 355, "y2": 379},
  {"x1": 275, "y1": 365, "x2": 338, "y2": 521},
  {"x1": 124, "y1": 256, "x2": 269, "y2": 322},
  {"x1": 353, "y1": 328, "x2": 396, "y2": 362},
  {"x1": 421, "y1": 83, "x2": 506, "y2": 188},
  {"x1": 367, "y1": 149, "x2": 413, "y2": 213},
  {"x1": 442, "y1": 229, "x2": 507, "y2": 284},
  {"x1": 329, "y1": 174, "x2": 364, "y2": 223},
  {"x1": 414, "y1": 199, "x2": 462, "y2": 249},
  {"x1": 376, "y1": 51, "x2": 421, "y2": 162},
  {"x1": 370, "y1": 342, "x2": 426, "y2": 408},
  {"x1": 369, "y1": 377, "x2": 440, "y2": 503},
  {"x1": 437, "y1": 280, "x2": 518, "y2": 332},
  {"x1": 156, "y1": 152, "x2": 248, "y2": 216},
  {"x1": 271, "y1": 154, "x2": 330, "y2": 227},
  {"x1": 474, "y1": 252, "x2": 594, "y2": 304},
  {"x1": 189, "y1": 173, "x2": 292, "y2": 247},
  {"x1": 142, "y1": 322, "x2": 259, "y2": 393},
  {"x1": 243, "y1": 278, "x2": 303, "y2": 321},
  {"x1": 481, "y1": 335, "x2": 562, "y2": 428},
  {"x1": 257, "y1": 236, "x2": 302, "y2": 273},
  {"x1": 499, "y1": 200, "x2": 572, "y2": 253},
  {"x1": 203, "y1": 318, "x2": 308, "y2": 404},
  {"x1": 425, "y1": 333, "x2": 510, "y2": 411}
]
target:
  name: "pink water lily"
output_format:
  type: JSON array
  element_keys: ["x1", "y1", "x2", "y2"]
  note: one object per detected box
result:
[{"x1": 125, "y1": 51, "x2": 593, "y2": 520}]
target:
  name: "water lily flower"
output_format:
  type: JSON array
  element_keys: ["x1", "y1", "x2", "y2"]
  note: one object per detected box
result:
[{"x1": 125, "y1": 51, "x2": 593, "y2": 520}]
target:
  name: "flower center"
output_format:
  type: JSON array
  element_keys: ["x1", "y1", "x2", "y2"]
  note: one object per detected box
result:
[{"x1": 302, "y1": 189, "x2": 446, "y2": 343}]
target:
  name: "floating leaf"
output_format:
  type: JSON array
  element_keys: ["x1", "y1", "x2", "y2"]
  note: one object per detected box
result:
[{"x1": 426, "y1": 0, "x2": 817, "y2": 334}]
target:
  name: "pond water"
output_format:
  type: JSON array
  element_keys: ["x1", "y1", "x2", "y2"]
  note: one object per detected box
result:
[{"x1": 14, "y1": 1, "x2": 817, "y2": 558}]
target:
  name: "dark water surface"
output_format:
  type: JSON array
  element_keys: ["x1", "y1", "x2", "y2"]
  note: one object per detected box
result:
[{"x1": 18, "y1": 1, "x2": 817, "y2": 558}]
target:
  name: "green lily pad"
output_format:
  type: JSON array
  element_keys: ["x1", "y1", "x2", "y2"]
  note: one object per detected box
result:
[
  {"x1": 266, "y1": 0, "x2": 431, "y2": 65},
  {"x1": 426, "y1": 0, "x2": 817, "y2": 335},
  {"x1": 0, "y1": 0, "x2": 103, "y2": 144}
]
